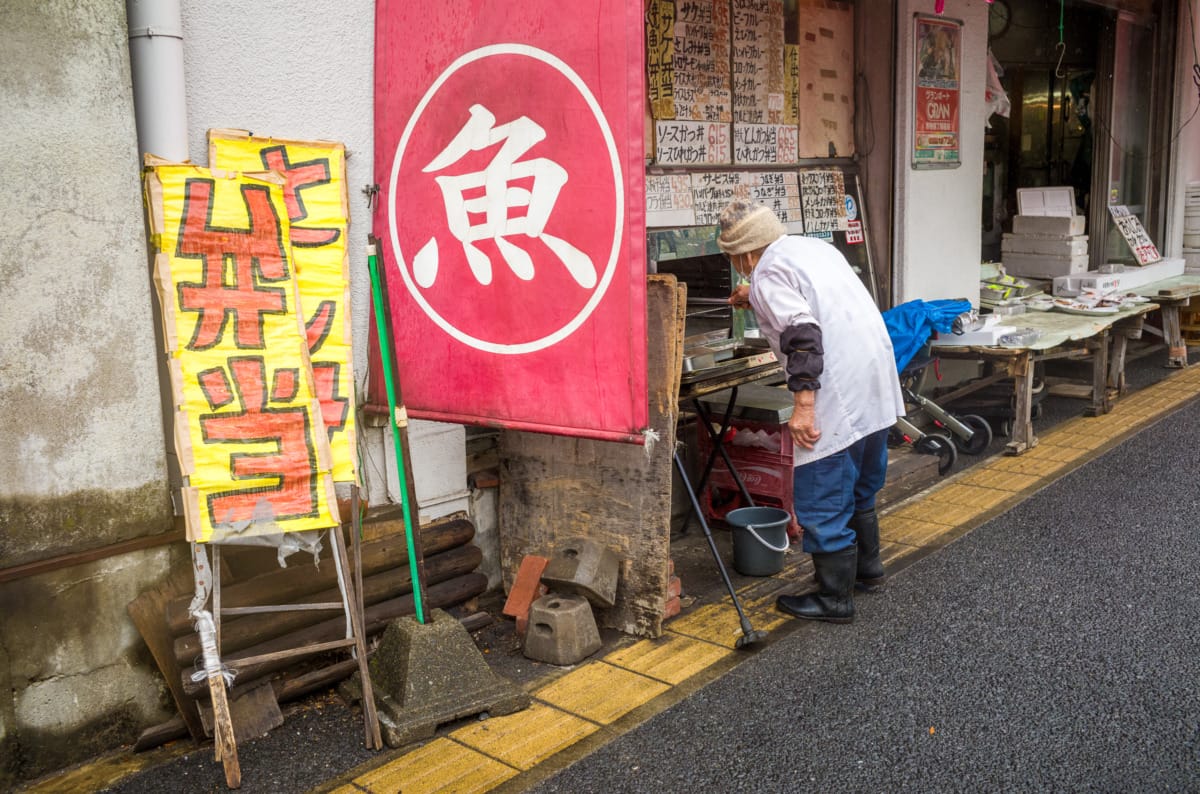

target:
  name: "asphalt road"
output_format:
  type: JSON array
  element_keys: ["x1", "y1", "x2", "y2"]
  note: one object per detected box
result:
[{"x1": 531, "y1": 397, "x2": 1200, "y2": 793}]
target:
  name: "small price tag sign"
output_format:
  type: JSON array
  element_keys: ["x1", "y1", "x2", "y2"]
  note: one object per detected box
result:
[{"x1": 1108, "y1": 204, "x2": 1162, "y2": 265}]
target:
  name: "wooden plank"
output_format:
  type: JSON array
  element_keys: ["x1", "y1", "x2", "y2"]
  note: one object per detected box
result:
[
  {"x1": 164, "y1": 518, "x2": 474, "y2": 634},
  {"x1": 1006, "y1": 351, "x2": 1038, "y2": 455},
  {"x1": 207, "y1": 674, "x2": 241, "y2": 788},
  {"x1": 1086, "y1": 331, "x2": 1112, "y2": 416},
  {"x1": 498, "y1": 276, "x2": 683, "y2": 638},
  {"x1": 1046, "y1": 381, "x2": 1094, "y2": 399},
  {"x1": 1, "y1": 529, "x2": 184, "y2": 584},
  {"x1": 133, "y1": 610, "x2": 496, "y2": 753},
  {"x1": 173, "y1": 543, "x2": 480, "y2": 664},
  {"x1": 229, "y1": 638, "x2": 357, "y2": 671},
  {"x1": 126, "y1": 563, "x2": 207, "y2": 740},
  {"x1": 198, "y1": 680, "x2": 283, "y2": 744},
  {"x1": 181, "y1": 572, "x2": 488, "y2": 696}
]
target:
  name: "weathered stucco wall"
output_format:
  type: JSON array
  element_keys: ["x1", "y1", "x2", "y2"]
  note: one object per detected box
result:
[
  {"x1": 0, "y1": 1, "x2": 172, "y2": 566},
  {"x1": 0, "y1": 1, "x2": 177, "y2": 785}
]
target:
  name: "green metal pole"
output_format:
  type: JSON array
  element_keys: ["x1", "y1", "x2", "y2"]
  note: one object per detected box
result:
[{"x1": 366, "y1": 242, "x2": 427, "y2": 624}]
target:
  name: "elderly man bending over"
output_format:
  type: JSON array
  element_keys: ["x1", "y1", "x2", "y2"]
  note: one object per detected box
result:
[{"x1": 718, "y1": 200, "x2": 905, "y2": 623}]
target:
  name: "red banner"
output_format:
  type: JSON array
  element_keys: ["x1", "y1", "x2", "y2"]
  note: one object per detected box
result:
[{"x1": 373, "y1": 1, "x2": 648, "y2": 443}]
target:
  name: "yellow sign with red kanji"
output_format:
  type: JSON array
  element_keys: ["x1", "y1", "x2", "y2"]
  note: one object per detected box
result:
[
  {"x1": 144, "y1": 160, "x2": 339, "y2": 543},
  {"x1": 209, "y1": 130, "x2": 358, "y2": 485}
]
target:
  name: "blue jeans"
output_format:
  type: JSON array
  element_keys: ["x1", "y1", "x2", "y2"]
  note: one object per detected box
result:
[{"x1": 792, "y1": 427, "x2": 890, "y2": 554}]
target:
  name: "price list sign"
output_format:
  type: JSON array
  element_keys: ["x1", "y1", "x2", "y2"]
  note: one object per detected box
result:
[
  {"x1": 646, "y1": 174, "x2": 697, "y2": 227},
  {"x1": 799, "y1": 169, "x2": 849, "y2": 233},
  {"x1": 732, "y1": 0, "x2": 796, "y2": 165},
  {"x1": 1108, "y1": 205, "x2": 1162, "y2": 265},
  {"x1": 649, "y1": 0, "x2": 733, "y2": 164},
  {"x1": 690, "y1": 171, "x2": 803, "y2": 232}
]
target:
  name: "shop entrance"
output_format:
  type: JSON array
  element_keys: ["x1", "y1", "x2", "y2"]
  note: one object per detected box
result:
[
  {"x1": 982, "y1": 1, "x2": 1106, "y2": 262},
  {"x1": 983, "y1": 0, "x2": 1172, "y2": 267}
]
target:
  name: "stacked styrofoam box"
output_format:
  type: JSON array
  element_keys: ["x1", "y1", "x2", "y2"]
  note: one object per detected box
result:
[
  {"x1": 1184, "y1": 181, "x2": 1200, "y2": 252},
  {"x1": 1001, "y1": 187, "x2": 1089, "y2": 279},
  {"x1": 1053, "y1": 257, "x2": 1187, "y2": 296},
  {"x1": 1002, "y1": 214, "x2": 1089, "y2": 279}
]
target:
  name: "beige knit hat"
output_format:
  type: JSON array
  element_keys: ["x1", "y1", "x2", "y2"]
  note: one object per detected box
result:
[{"x1": 716, "y1": 201, "x2": 788, "y2": 255}]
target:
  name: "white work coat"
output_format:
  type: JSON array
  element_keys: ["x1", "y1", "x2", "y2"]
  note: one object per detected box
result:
[{"x1": 748, "y1": 235, "x2": 905, "y2": 467}]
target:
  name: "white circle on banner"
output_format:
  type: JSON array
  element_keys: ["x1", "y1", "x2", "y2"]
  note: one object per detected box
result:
[{"x1": 387, "y1": 44, "x2": 624, "y2": 355}]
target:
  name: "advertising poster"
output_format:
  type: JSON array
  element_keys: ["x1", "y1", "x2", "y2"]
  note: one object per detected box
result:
[
  {"x1": 373, "y1": 0, "x2": 648, "y2": 443},
  {"x1": 913, "y1": 14, "x2": 962, "y2": 169}
]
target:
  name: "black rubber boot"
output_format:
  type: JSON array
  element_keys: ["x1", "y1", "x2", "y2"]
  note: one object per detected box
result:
[
  {"x1": 776, "y1": 547, "x2": 856, "y2": 623},
  {"x1": 850, "y1": 508, "x2": 886, "y2": 589}
]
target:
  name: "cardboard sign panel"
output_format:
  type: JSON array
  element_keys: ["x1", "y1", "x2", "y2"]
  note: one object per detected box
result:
[
  {"x1": 374, "y1": 0, "x2": 648, "y2": 443},
  {"x1": 209, "y1": 130, "x2": 359, "y2": 485},
  {"x1": 143, "y1": 162, "x2": 339, "y2": 543}
]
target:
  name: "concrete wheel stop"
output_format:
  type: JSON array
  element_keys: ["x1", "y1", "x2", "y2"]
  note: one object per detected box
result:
[{"x1": 367, "y1": 609, "x2": 531, "y2": 748}]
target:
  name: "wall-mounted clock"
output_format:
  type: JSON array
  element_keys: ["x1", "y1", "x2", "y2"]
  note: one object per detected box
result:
[{"x1": 989, "y1": 0, "x2": 1012, "y2": 39}]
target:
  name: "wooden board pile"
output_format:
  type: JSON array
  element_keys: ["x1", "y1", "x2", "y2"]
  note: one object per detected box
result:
[{"x1": 127, "y1": 512, "x2": 487, "y2": 749}]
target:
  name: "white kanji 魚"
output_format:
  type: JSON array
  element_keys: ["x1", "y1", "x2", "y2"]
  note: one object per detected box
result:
[{"x1": 412, "y1": 104, "x2": 597, "y2": 289}]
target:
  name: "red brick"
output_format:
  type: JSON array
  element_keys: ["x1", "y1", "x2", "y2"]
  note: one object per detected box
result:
[
  {"x1": 662, "y1": 595, "x2": 682, "y2": 621},
  {"x1": 667, "y1": 558, "x2": 675, "y2": 577},
  {"x1": 515, "y1": 613, "x2": 529, "y2": 637},
  {"x1": 469, "y1": 468, "x2": 500, "y2": 489},
  {"x1": 667, "y1": 575, "x2": 682, "y2": 600},
  {"x1": 502, "y1": 554, "x2": 550, "y2": 620}
]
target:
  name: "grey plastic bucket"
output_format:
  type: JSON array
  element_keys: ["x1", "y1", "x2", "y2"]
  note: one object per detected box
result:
[{"x1": 725, "y1": 506, "x2": 791, "y2": 576}]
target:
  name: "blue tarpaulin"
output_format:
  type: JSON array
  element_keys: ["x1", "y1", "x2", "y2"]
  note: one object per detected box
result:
[{"x1": 882, "y1": 299, "x2": 973, "y2": 373}]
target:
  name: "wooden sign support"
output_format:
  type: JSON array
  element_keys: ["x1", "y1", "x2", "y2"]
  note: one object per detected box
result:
[{"x1": 192, "y1": 509, "x2": 383, "y2": 788}]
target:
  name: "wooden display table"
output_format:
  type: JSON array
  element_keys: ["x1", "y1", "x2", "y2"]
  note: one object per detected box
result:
[
  {"x1": 929, "y1": 303, "x2": 1158, "y2": 455},
  {"x1": 1131, "y1": 274, "x2": 1200, "y2": 368}
]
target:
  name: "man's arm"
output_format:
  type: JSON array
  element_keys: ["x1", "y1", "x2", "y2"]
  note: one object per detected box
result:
[{"x1": 781, "y1": 323, "x2": 823, "y2": 449}]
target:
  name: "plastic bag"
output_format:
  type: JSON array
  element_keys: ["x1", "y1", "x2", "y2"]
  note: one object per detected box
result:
[
  {"x1": 882, "y1": 298, "x2": 975, "y2": 372},
  {"x1": 999, "y1": 328, "x2": 1042, "y2": 346},
  {"x1": 985, "y1": 48, "x2": 1011, "y2": 128}
]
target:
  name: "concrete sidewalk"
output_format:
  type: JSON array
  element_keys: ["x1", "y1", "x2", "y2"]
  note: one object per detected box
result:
[{"x1": 22, "y1": 350, "x2": 1200, "y2": 794}]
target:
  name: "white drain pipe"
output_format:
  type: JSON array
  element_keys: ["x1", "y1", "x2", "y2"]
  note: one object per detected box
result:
[{"x1": 126, "y1": 0, "x2": 188, "y2": 161}]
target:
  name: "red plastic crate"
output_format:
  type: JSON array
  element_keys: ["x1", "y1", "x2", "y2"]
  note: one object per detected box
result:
[{"x1": 697, "y1": 418, "x2": 800, "y2": 536}]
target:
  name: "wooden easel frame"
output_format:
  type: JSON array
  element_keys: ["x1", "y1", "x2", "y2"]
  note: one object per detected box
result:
[{"x1": 194, "y1": 492, "x2": 382, "y2": 788}]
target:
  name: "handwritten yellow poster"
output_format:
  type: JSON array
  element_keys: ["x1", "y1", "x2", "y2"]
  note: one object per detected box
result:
[
  {"x1": 208, "y1": 130, "x2": 358, "y2": 485},
  {"x1": 144, "y1": 159, "x2": 339, "y2": 543}
]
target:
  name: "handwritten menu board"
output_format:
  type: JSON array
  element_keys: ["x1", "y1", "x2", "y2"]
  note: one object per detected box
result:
[
  {"x1": 690, "y1": 171, "x2": 804, "y2": 232},
  {"x1": 733, "y1": 124, "x2": 798, "y2": 165},
  {"x1": 646, "y1": 0, "x2": 676, "y2": 119},
  {"x1": 731, "y1": 0, "x2": 794, "y2": 164},
  {"x1": 647, "y1": 174, "x2": 697, "y2": 227},
  {"x1": 648, "y1": 0, "x2": 732, "y2": 123},
  {"x1": 1108, "y1": 205, "x2": 1162, "y2": 265},
  {"x1": 784, "y1": 44, "x2": 800, "y2": 127},
  {"x1": 799, "y1": 169, "x2": 849, "y2": 233},
  {"x1": 797, "y1": 0, "x2": 855, "y2": 158},
  {"x1": 655, "y1": 120, "x2": 732, "y2": 166}
]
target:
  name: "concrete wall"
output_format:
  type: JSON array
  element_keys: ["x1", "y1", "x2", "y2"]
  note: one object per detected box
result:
[
  {"x1": 892, "y1": 0, "x2": 990, "y2": 305},
  {"x1": 0, "y1": 1, "x2": 177, "y2": 785},
  {"x1": 0, "y1": 1, "x2": 172, "y2": 566}
]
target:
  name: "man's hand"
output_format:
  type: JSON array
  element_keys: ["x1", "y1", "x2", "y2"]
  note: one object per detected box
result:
[
  {"x1": 728, "y1": 283, "x2": 751, "y2": 309},
  {"x1": 789, "y1": 391, "x2": 820, "y2": 450}
]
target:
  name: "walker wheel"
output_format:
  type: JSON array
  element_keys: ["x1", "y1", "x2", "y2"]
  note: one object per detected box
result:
[
  {"x1": 914, "y1": 432, "x2": 957, "y2": 475},
  {"x1": 953, "y1": 414, "x2": 993, "y2": 455}
]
